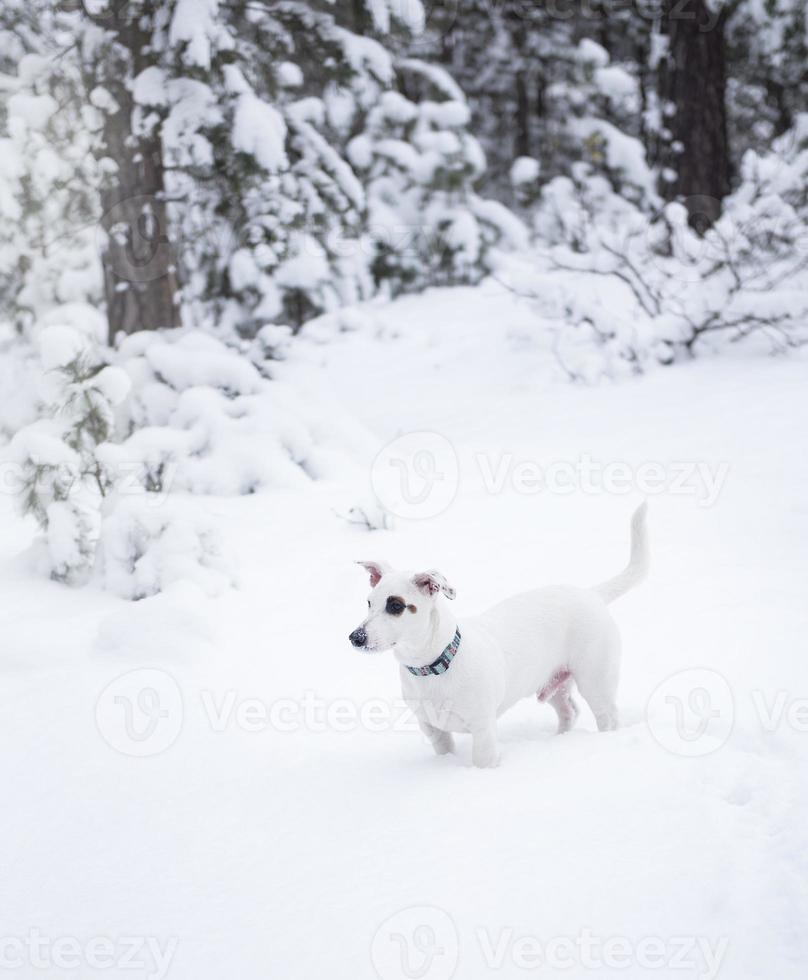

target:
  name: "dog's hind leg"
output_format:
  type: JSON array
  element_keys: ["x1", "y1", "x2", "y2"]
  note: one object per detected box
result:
[
  {"x1": 538, "y1": 669, "x2": 579, "y2": 734},
  {"x1": 547, "y1": 681, "x2": 580, "y2": 734},
  {"x1": 573, "y1": 633, "x2": 621, "y2": 732},
  {"x1": 581, "y1": 694, "x2": 618, "y2": 732}
]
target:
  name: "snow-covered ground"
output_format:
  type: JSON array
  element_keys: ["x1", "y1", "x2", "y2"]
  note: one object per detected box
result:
[{"x1": 2, "y1": 283, "x2": 807, "y2": 979}]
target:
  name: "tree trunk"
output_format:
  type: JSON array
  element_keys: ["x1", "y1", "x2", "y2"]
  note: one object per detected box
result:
[
  {"x1": 350, "y1": 0, "x2": 371, "y2": 35},
  {"x1": 88, "y1": 9, "x2": 180, "y2": 344},
  {"x1": 661, "y1": 0, "x2": 731, "y2": 231},
  {"x1": 515, "y1": 70, "x2": 530, "y2": 158}
]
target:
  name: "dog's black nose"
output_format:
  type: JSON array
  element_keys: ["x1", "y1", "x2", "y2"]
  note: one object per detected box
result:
[{"x1": 349, "y1": 627, "x2": 367, "y2": 648}]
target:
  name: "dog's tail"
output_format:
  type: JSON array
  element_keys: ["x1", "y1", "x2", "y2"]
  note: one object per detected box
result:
[{"x1": 594, "y1": 502, "x2": 649, "y2": 604}]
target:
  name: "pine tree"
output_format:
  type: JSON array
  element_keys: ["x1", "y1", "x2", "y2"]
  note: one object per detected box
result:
[{"x1": 10, "y1": 325, "x2": 130, "y2": 583}]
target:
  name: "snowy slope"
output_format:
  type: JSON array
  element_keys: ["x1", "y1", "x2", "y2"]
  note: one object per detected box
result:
[{"x1": 1, "y1": 283, "x2": 807, "y2": 980}]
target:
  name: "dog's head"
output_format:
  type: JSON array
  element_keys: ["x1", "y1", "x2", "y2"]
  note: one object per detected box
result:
[{"x1": 349, "y1": 560, "x2": 455, "y2": 653}]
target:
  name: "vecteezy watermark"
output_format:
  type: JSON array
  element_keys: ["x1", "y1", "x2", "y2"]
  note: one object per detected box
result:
[
  {"x1": 371, "y1": 906, "x2": 459, "y2": 980},
  {"x1": 475, "y1": 453, "x2": 728, "y2": 507},
  {"x1": 0, "y1": 930, "x2": 178, "y2": 980},
  {"x1": 483, "y1": 0, "x2": 724, "y2": 32},
  {"x1": 370, "y1": 430, "x2": 729, "y2": 520},
  {"x1": 751, "y1": 690, "x2": 808, "y2": 734},
  {"x1": 98, "y1": 193, "x2": 177, "y2": 285},
  {"x1": 96, "y1": 672, "x2": 808, "y2": 763},
  {"x1": 369, "y1": 910, "x2": 727, "y2": 980},
  {"x1": 405, "y1": 0, "x2": 726, "y2": 36},
  {"x1": 644, "y1": 670, "x2": 808, "y2": 757},
  {"x1": 475, "y1": 927, "x2": 728, "y2": 979},
  {"x1": 96, "y1": 681, "x2": 457, "y2": 752},
  {"x1": 371, "y1": 432, "x2": 459, "y2": 520},
  {"x1": 96, "y1": 668, "x2": 184, "y2": 757},
  {"x1": 0, "y1": 459, "x2": 177, "y2": 506},
  {"x1": 646, "y1": 669, "x2": 735, "y2": 757},
  {"x1": 202, "y1": 692, "x2": 454, "y2": 737},
  {"x1": 203, "y1": 691, "x2": 409, "y2": 735}
]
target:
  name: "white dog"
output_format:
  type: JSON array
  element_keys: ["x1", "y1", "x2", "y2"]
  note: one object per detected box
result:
[{"x1": 350, "y1": 503, "x2": 648, "y2": 767}]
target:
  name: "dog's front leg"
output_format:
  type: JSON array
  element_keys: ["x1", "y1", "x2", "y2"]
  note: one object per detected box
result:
[
  {"x1": 471, "y1": 722, "x2": 500, "y2": 768},
  {"x1": 419, "y1": 718, "x2": 455, "y2": 756}
]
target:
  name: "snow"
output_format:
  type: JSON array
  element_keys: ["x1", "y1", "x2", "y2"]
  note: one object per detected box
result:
[
  {"x1": 510, "y1": 156, "x2": 541, "y2": 185},
  {"x1": 389, "y1": 0, "x2": 426, "y2": 32},
  {"x1": 570, "y1": 117, "x2": 656, "y2": 196},
  {"x1": 9, "y1": 419, "x2": 80, "y2": 469},
  {"x1": 0, "y1": 329, "x2": 40, "y2": 437},
  {"x1": 227, "y1": 248, "x2": 261, "y2": 294},
  {"x1": 398, "y1": 58, "x2": 467, "y2": 103},
  {"x1": 36, "y1": 302, "x2": 108, "y2": 345},
  {"x1": 367, "y1": 0, "x2": 426, "y2": 34},
  {"x1": 347, "y1": 133, "x2": 374, "y2": 169},
  {"x1": 231, "y1": 92, "x2": 288, "y2": 172},
  {"x1": 335, "y1": 30, "x2": 394, "y2": 85},
  {"x1": 276, "y1": 62, "x2": 303, "y2": 89},
  {"x1": 44, "y1": 498, "x2": 96, "y2": 580},
  {"x1": 92, "y1": 365, "x2": 131, "y2": 406},
  {"x1": 378, "y1": 90, "x2": 419, "y2": 125},
  {"x1": 162, "y1": 78, "x2": 221, "y2": 168},
  {"x1": 7, "y1": 91, "x2": 58, "y2": 130},
  {"x1": 367, "y1": 0, "x2": 394, "y2": 33},
  {"x1": 133, "y1": 67, "x2": 169, "y2": 107},
  {"x1": 594, "y1": 65, "x2": 639, "y2": 106},
  {"x1": 419, "y1": 99, "x2": 471, "y2": 128},
  {"x1": 325, "y1": 84, "x2": 356, "y2": 132},
  {"x1": 275, "y1": 244, "x2": 331, "y2": 292},
  {"x1": 471, "y1": 197, "x2": 530, "y2": 251},
  {"x1": 37, "y1": 323, "x2": 86, "y2": 370},
  {"x1": 88, "y1": 86, "x2": 118, "y2": 113},
  {"x1": 1, "y1": 284, "x2": 806, "y2": 978},
  {"x1": 97, "y1": 497, "x2": 235, "y2": 600},
  {"x1": 131, "y1": 331, "x2": 262, "y2": 397},
  {"x1": 577, "y1": 38, "x2": 610, "y2": 68},
  {"x1": 286, "y1": 109, "x2": 365, "y2": 211},
  {"x1": 169, "y1": 0, "x2": 224, "y2": 70}
]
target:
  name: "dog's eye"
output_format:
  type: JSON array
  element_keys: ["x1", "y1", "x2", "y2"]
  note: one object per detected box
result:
[{"x1": 385, "y1": 596, "x2": 405, "y2": 616}]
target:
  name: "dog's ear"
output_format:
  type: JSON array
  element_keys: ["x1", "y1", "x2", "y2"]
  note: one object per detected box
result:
[
  {"x1": 356, "y1": 560, "x2": 390, "y2": 588},
  {"x1": 412, "y1": 570, "x2": 456, "y2": 600}
]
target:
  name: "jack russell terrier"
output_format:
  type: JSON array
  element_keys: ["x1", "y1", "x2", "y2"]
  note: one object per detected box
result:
[{"x1": 350, "y1": 503, "x2": 648, "y2": 767}]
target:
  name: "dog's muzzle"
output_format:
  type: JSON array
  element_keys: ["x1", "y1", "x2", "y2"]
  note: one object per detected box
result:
[{"x1": 349, "y1": 627, "x2": 367, "y2": 648}]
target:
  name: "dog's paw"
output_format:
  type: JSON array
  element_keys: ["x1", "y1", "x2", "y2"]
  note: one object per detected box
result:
[
  {"x1": 431, "y1": 731, "x2": 455, "y2": 755},
  {"x1": 471, "y1": 728, "x2": 501, "y2": 768},
  {"x1": 472, "y1": 749, "x2": 501, "y2": 769}
]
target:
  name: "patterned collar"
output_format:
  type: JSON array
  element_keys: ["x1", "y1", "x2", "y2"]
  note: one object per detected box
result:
[{"x1": 404, "y1": 628, "x2": 462, "y2": 676}]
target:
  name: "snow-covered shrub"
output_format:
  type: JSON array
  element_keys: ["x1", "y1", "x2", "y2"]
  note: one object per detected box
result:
[
  {"x1": 520, "y1": 116, "x2": 808, "y2": 377},
  {"x1": 249, "y1": 323, "x2": 294, "y2": 365},
  {"x1": 111, "y1": 330, "x2": 308, "y2": 495},
  {"x1": 10, "y1": 321, "x2": 130, "y2": 582},
  {"x1": 348, "y1": 60, "x2": 528, "y2": 295},
  {"x1": 108, "y1": 326, "x2": 385, "y2": 498},
  {"x1": 7, "y1": 306, "x2": 388, "y2": 591},
  {"x1": 96, "y1": 497, "x2": 234, "y2": 601}
]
